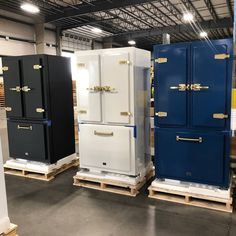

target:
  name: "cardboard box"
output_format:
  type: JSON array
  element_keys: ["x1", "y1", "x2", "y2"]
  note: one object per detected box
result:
[
  {"x1": 150, "y1": 107, "x2": 154, "y2": 117},
  {"x1": 150, "y1": 128, "x2": 154, "y2": 148},
  {"x1": 232, "y1": 89, "x2": 236, "y2": 109},
  {"x1": 231, "y1": 137, "x2": 236, "y2": 156}
]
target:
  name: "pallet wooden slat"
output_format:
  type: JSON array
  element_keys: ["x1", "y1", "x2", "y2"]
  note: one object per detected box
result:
[
  {"x1": 1, "y1": 224, "x2": 17, "y2": 236},
  {"x1": 4, "y1": 158, "x2": 79, "y2": 181},
  {"x1": 148, "y1": 186, "x2": 233, "y2": 213},
  {"x1": 74, "y1": 168, "x2": 154, "y2": 197}
]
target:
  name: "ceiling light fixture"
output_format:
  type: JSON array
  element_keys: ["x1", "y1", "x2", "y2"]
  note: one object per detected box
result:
[
  {"x1": 183, "y1": 12, "x2": 194, "y2": 22},
  {"x1": 21, "y1": 3, "x2": 40, "y2": 13},
  {"x1": 200, "y1": 31, "x2": 208, "y2": 38},
  {"x1": 128, "y1": 40, "x2": 136, "y2": 45},
  {"x1": 91, "y1": 27, "x2": 102, "y2": 33}
]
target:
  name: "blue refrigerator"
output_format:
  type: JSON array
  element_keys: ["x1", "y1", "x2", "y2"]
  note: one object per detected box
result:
[{"x1": 154, "y1": 39, "x2": 233, "y2": 188}]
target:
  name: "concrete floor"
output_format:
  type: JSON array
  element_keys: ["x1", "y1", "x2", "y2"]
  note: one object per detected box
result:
[{"x1": 5, "y1": 168, "x2": 236, "y2": 236}]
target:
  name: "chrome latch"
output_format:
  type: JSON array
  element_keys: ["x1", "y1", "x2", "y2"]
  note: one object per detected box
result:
[
  {"x1": 191, "y1": 84, "x2": 209, "y2": 91},
  {"x1": 155, "y1": 112, "x2": 167, "y2": 117},
  {"x1": 155, "y1": 58, "x2": 168, "y2": 64},
  {"x1": 214, "y1": 54, "x2": 230, "y2": 60},
  {"x1": 22, "y1": 86, "x2": 31, "y2": 92},
  {"x1": 5, "y1": 107, "x2": 12, "y2": 112},
  {"x1": 119, "y1": 60, "x2": 130, "y2": 65},
  {"x1": 170, "y1": 84, "x2": 189, "y2": 91},
  {"x1": 213, "y1": 113, "x2": 228, "y2": 119},
  {"x1": 33, "y1": 64, "x2": 42, "y2": 70},
  {"x1": 78, "y1": 110, "x2": 87, "y2": 114},
  {"x1": 36, "y1": 108, "x2": 45, "y2": 113},
  {"x1": 9, "y1": 86, "x2": 21, "y2": 92},
  {"x1": 2, "y1": 66, "x2": 9, "y2": 71},
  {"x1": 120, "y1": 112, "x2": 132, "y2": 116}
]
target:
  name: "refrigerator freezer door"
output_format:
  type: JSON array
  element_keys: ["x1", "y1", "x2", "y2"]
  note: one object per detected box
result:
[
  {"x1": 156, "y1": 128, "x2": 229, "y2": 187},
  {"x1": 7, "y1": 121, "x2": 48, "y2": 162},
  {"x1": 21, "y1": 56, "x2": 46, "y2": 119},
  {"x1": 79, "y1": 124, "x2": 132, "y2": 173},
  {"x1": 101, "y1": 52, "x2": 130, "y2": 124},
  {"x1": 76, "y1": 54, "x2": 102, "y2": 122},
  {"x1": 154, "y1": 44, "x2": 189, "y2": 127},
  {"x1": 2, "y1": 57, "x2": 23, "y2": 118},
  {"x1": 191, "y1": 42, "x2": 229, "y2": 128}
]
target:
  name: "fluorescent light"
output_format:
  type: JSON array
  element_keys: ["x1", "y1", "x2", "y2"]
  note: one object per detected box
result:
[
  {"x1": 200, "y1": 31, "x2": 208, "y2": 38},
  {"x1": 128, "y1": 40, "x2": 136, "y2": 45},
  {"x1": 183, "y1": 12, "x2": 194, "y2": 22},
  {"x1": 21, "y1": 3, "x2": 40, "y2": 13},
  {"x1": 91, "y1": 27, "x2": 102, "y2": 33}
]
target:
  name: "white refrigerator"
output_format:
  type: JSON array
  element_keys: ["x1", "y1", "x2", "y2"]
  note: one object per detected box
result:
[
  {"x1": 76, "y1": 47, "x2": 151, "y2": 176},
  {"x1": 0, "y1": 138, "x2": 10, "y2": 233}
]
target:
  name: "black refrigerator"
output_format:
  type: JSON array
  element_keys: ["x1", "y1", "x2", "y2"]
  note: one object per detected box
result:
[{"x1": 2, "y1": 55, "x2": 75, "y2": 164}]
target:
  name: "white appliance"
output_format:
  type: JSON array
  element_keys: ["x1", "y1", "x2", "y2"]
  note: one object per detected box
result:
[
  {"x1": 76, "y1": 47, "x2": 151, "y2": 176},
  {"x1": 0, "y1": 138, "x2": 10, "y2": 234}
]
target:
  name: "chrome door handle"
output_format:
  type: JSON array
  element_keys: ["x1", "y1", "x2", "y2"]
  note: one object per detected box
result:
[
  {"x1": 191, "y1": 84, "x2": 209, "y2": 91},
  {"x1": 170, "y1": 84, "x2": 189, "y2": 91},
  {"x1": 86, "y1": 86, "x2": 102, "y2": 93},
  {"x1": 94, "y1": 131, "x2": 114, "y2": 136},
  {"x1": 176, "y1": 136, "x2": 202, "y2": 143},
  {"x1": 102, "y1": 86, "x2": 117, "y2": 93},
  {"x1": 17, "y1": 125, "x2": 33, "y2": 130},
  {"x1": 22, "y1": 86, "x2": 31, "y2": 92},
  {"x1": 9, "y1": 86, "x2": 21, "y2": 92}
]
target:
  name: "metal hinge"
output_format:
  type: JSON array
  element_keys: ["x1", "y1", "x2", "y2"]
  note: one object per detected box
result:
[
  {"x1": 5, "y1": 107, "x2": 12, "y2": 112},
  {"x1": 33, "y1": 64, "x2": 42, "y2": 70},
  {"x1": 155, "y1": 111, "x2": 168, "y2": 117},
  {"x1": 78, "y1": 63, "x2": 86, "y2": 67},
  {"x1": 214, "y1": 54, "x2": 230, "y2": 60},
  {"x1": 120, "y1": 112, "x2": 132, "y2": 116},
  {"x1": 79, "y1": 110, "x2": 87, "y2": 114},
  {"x1": 2, "y1": 66, "x2": 9, "y2": 71},
  {"x1": 119, "y1": 60, "x2": 130, "y2": 65},
  {"x1": 155, "y1": 58, "x2": 168, "y2": 64},
  {"x1": 213, "y1": 113, "x2": 228, "y2": 119},
  {"x1": 36, "y1": 108, "x2": 45, "y2": 113}
]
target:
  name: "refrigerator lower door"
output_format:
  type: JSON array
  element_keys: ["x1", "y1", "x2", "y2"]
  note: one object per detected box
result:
[
  {"x1": 155, "y1": 128, "x2": 230, "y2": 187},
  {"x1": 79, "y1": 124, "x2": 134, "y2": 174},
  {"x1": 7, "y1": 121, "x2": 49, "y2": 162}
]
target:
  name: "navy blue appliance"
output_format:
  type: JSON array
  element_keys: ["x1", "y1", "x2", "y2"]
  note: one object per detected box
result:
[{"x1": 154, "y1": 39, "x2": 233, "y2": 188}]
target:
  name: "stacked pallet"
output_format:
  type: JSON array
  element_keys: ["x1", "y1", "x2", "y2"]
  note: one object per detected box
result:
[
  {"x1": 148, "y1": 179, "x2": 233, "y2": 213},
  {"x1": 74, "y1": 163, "x2": 154, "y2": 197},
  {"x1": 4, "y1": 154, "x2": 79, "y2": 181},
  {"x1": 1, "y1": 224, "x2": 17, "y2": 236}
]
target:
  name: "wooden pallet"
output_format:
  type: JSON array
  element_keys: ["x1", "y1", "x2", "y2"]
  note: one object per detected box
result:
[
  {"x1": 4, "y1": 158, "x2": 79, "y2": 182},
  {"x1": 74, "y1": 168, "x2": 154, "y2": 197},
  {"x1": 1, "y1": 224, "x2": 17, "y2": 236},
  {"x1": 148, "y1": 185, "x2": 233, "y2": 213}
]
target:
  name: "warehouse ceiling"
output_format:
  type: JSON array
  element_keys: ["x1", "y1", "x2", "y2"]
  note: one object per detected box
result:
[{"x1": 0, "y1": 0, "x2": 234, "y2": 49}]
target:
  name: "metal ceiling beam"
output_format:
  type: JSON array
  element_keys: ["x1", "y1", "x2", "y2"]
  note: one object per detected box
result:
[
  {"x1": 105, "y1": 17, "x2": 232, "y2": 40},
  {"x1": 45, "y1": 0, "x2": 158, "y2": 23},
  {"x1": 61, "y1": 17, "x2": 116, "y2": 30}
]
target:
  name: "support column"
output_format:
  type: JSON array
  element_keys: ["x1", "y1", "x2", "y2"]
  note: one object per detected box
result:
[
  {"x1": 56, "y1": 27, "x2": 62, "y2": 56},
  {"x1": 162, "y1": 33, "x2": 170, "y2": 44},
  {"x1": 35, "y1": 23, "x2": 46, "y2": 54}
]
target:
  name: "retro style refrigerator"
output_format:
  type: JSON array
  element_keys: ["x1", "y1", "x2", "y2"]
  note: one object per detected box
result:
[
  {"x1": 2, "y1": 55, "x2": 75, "y2": 164},
  {"x1": 154, "y1": 39, "x2": 233, "y2": 187},
  {"x1": 76, "y1": 47, "x2": 150, "y2": 176}
]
